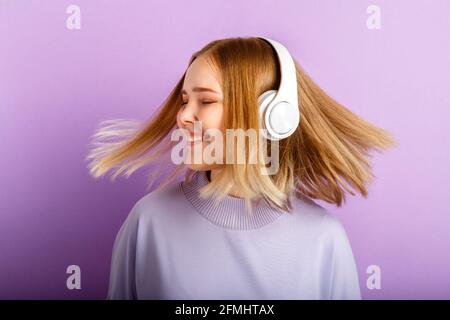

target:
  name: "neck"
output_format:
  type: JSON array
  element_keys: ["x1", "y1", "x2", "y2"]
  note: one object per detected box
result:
[
  {"x1": 208, "y1": 169, "x2": 246, "y2": 199},
  {"x1": 182, "y1": 170, "x2": 286, "y2": 229}
]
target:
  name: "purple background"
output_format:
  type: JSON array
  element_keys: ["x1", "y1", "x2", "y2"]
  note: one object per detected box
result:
[{"x1": 1, "y1": 0, "x2": 449, "y2": 299}]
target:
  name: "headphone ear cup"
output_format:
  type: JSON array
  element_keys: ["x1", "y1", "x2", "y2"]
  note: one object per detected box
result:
[{"x1": 258, "y1": 90, "x2": 277, "y2": 139}]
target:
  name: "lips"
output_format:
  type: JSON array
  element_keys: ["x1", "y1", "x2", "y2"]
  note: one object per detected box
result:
[
  {"x1": 187, "y1": 135, "x2": 203, "y2": 143},
  {"x1": 183, "y1": 128, "x2": 211, "y2": 143}
]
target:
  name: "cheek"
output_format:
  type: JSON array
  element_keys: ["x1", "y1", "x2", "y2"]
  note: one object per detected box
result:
[
  {"x1": 175, "y1": 110, "x2": 183, "y2": 127},
  {"x1": 198, "y1": 105, "x2": 224, "y2": 130}
]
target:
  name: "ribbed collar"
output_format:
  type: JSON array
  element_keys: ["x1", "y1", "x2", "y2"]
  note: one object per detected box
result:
[{"x1": 181, "y1": 170, "x2": 286, "y2": 230}]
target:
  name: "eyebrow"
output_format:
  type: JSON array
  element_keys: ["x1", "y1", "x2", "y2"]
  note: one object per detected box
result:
[{"x1": 181, "y1": 87, "x2": 220, "y2": 95}]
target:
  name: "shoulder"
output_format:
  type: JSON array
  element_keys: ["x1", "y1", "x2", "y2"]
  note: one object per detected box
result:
[
  {"x1": 123, "y1": 181, "x2": 184, "y2": 227},
  {"x1": 288, "y1": 194, "x2": 349, "y2": 242},
  {"x1": 134, "y1": 181, "x2": 183, "y2": 211}
]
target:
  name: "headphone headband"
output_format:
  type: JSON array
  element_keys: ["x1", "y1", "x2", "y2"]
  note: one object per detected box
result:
[
  {"x1": 257, "y1": 37, "x2": 298, "y2": 112},
  {"x1": 256, "y1": 37, "x2": 300, "y2": 140}
]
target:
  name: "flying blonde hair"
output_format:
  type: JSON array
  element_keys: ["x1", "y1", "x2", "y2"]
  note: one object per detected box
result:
[{"x1": 86, "y1": 36, "x2": 397, "y2": 215}]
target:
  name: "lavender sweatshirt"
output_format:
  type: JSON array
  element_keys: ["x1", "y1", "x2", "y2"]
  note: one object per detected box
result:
[{"x1": 106, "y1": 170, "x2": 361, "y2": 300}]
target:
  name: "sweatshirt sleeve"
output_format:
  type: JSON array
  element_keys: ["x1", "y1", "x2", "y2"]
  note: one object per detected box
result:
[
  {"x1": 322, "y1": 214, "x2": 362, "y2": 300},
  {"x1": 106, "y1": 202, "x2": 142, "y2": 300}
]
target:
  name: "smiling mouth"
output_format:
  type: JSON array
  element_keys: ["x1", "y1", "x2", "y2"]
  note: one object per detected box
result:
[
  {"x1": 187, "y1": 133, "x2": 213, "y2": 144},
  {"x1": 187, "y1": 136, "x2": 203, "y2": 143}
]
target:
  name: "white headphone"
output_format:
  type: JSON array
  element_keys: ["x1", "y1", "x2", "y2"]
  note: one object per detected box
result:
[{"x1": 257, "y1": 37, "x2": 300, "y2": 141}]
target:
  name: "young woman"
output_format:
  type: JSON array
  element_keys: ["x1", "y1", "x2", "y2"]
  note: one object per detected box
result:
[{"x1": 86, "y1": 36, "x2": 396, "y2": 300}]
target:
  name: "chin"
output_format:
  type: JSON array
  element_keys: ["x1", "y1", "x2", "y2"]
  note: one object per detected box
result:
[{"x1": 186, "y1": 163, "x2": 223, "y2": 172}]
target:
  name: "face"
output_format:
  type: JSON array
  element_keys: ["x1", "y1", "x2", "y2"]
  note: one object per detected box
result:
[{"x1": 176, "y1": 55, "x2": 225, "y2": 171}]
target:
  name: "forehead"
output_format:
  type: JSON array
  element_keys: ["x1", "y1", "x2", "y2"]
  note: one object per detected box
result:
[{"x1": 183, "y1": 55, "x2": 222, "y2": 93}]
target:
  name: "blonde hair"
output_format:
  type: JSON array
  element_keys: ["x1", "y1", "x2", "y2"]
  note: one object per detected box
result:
[{"x1": 86, "y1": 36, "x2": 397, "y2": 214}]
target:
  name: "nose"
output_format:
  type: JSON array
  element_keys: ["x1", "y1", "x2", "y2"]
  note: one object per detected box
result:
[{"x1": 178, "y1": 101, "x2": 198, "y2": 128}]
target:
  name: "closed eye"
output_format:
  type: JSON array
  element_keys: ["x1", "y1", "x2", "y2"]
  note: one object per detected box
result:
[{"x1": 180, "y1": 101, "x2": 217, "y2": 106}]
